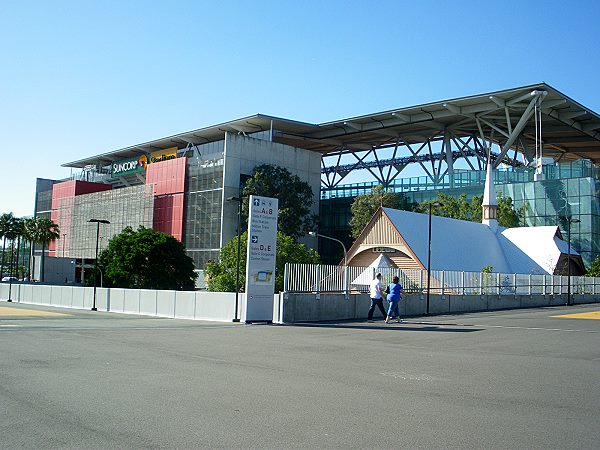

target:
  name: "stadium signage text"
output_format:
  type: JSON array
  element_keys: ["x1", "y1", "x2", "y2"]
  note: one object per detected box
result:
[
  {"x1": 111, "y1": 155, "x2": 147, "y2": 178},
  {"x1": 372, "y1": 247, "x2": 396, "y2": 253},
  {"x1": 111, "y1": 148, "x2": 179, "y2": 178},
  {"x1": 150, "y1": 147, "x2": 177, "y2": 163}
]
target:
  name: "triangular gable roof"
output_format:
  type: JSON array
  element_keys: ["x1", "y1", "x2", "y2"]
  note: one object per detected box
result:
[
  {"x1": 345, "y1": 207, "x2": 424, "y2": 268},
  {"x1": 346, "y1": 208, "x2": 384, "y2": 263}
]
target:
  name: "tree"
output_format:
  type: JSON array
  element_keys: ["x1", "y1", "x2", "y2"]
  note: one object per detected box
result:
[
  {"x1": 22, "y1": 217, "x2": 37, "y2": 281},
  {"x1": 26, "y1": 217, "x2": 60, "y2": 282},
  {"x1": 7, "y1": 218, "x2": 25, "y2": 279},
  {"x1": 98, "y1": 227, "x2": 197, "y2": 290},
  {"x1": 418, "y1": 193, "x2": 478, "y2": 221},
  {"x1": 419, "y1": 192, "x2": 524, "y2": 228},
  {"x1": 350, "y1": 185, "x2": 418, "y2": 238},
  {"x1": 205, "y1": 231, "x2": 320, "y2": 293},
  {"x1": 241, "y1": 164, "x2": 316, "y2": 239},
  {"x1": 0, "y1": 213, "x2": 15, "y2": 276},
  {"x1": 497, "y1": 195, "x2": 525, "y2": 228},
  {"x1": 586, "y1": 256, "x2": 600, "y2": 277}
]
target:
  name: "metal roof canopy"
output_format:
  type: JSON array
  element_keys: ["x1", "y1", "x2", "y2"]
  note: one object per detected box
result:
[
  {"x1": 62, "y1": 115, "x2": 319, "y2": 169},
  {"x1": 277, "y1": 83, "x2": 600, "y2": 164},
  {"x1": 63, "y1": 83, "x2": 600, "y2": 169}
]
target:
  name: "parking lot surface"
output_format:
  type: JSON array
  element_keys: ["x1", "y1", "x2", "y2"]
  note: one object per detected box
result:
[{"x1": 1, "y1": 301, "x2": 599, "y2": 449}]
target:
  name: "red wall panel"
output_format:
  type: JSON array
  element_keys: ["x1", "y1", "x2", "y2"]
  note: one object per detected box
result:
[
  {"x1": 153, "y1": 194, "x2": 184, "y2": 241},
  {"x1": 74, "y1": 181, "x2": 112, "y2": 196},
  {"x1": 51, "y1": 180, "x2": 76, "y2": 210},
  {"x1": 146, "y1": 157, "x2": 186, "y2": 241},
  {"x1": 146, "y1": 157, "x2": 186, "y2": 196}
]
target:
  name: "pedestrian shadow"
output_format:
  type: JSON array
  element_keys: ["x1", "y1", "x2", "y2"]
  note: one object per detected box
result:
[{"x1": 288, "y1": 320, "x2": 481, "y2": 333}]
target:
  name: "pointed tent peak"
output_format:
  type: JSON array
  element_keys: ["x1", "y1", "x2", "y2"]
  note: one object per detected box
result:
[
  {"x1": 370, "y1": 253, "x2": 397, "y2": 268},
  {"x1": 351, "y1": 253, "x2": 397, "y2": 285},
  {"x1": 482, "y1": 161, "x2": 497, "y2": 207}
]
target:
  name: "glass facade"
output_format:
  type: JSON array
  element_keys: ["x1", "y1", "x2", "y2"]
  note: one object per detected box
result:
[
  {"x1": 34, "y1": 178, "x2": 55, "y2": 218},
  {"x1": 321, "y1": 160, "x2": 600, "y2": 200},
  {"x1": 320, "y1": 161, "x2": 600, "y2": 267},
  {"x1": 32, "y1": 178, "x2": 56, "y2": 261},
  {"x1": 183, "y1": 141, "x2": 225, "y2": 269}
]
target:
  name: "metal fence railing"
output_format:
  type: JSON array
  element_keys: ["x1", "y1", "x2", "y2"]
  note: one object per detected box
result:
[{"x1": 283, "y1": 263, "x2": 600, "y2": 296}]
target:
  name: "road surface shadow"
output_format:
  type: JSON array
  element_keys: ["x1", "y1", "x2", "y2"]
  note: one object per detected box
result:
[{"x1": 288, "y1": 320, "x2": 481, "y2": 332}]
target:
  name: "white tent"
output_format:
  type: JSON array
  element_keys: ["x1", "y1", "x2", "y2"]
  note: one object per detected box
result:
[
  {"x1": 382, "y1": 207, "x2": 583, "y2": 275},
  {"x1": 351, "y1": 253, "x2": 397, "y2": 285}
]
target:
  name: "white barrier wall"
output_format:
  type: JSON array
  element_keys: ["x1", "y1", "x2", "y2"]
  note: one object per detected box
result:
[
  {"x1": 0, "y1": 284, "x2": 236, "y2": 322},
  {"x1": 278, "y1": 292, "x2": 600, "y2": 323}
]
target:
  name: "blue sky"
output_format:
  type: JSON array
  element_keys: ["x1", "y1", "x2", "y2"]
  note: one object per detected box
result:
[{"x1": 1, "y1": 0, "x2": 599, "y2": 217}]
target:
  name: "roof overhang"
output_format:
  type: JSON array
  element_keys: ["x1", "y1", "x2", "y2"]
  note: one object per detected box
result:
[
  {"x1": 62, "y1": 115, "x2": 320, "y2": 169},
  {"x1": 63, "y1": 83, "x2": 600, "y2": 169},
  {"x1": 276, "y1": 83, "x2": 600, "y2": 162}
]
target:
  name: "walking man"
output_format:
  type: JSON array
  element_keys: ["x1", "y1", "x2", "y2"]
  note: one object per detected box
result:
[{"x1": 367, "y1": 272, "x2": 387, "y2": 322}]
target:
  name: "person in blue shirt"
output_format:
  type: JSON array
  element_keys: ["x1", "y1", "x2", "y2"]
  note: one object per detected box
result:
[{"x1": 385, "y1": 276, "x2": 403, "y2": 324}]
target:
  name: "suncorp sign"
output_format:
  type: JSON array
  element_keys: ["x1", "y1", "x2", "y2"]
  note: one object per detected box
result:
[
  {"x1": 111, "y1": 155, "x2": 148, "y2": 178},
  {"x1": 111, "y1": 149, "x2": 180, "y2": 178}
]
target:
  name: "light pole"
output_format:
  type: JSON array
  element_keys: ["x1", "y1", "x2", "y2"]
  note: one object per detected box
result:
[
  {"x1": 566, "y1": 217, "x2": 580, "y2": 306},
  {"x1": 308, "y1": 231, "x2": 347, "y2": 265},
  {"x1": 309, "y1": 231, "x2": 348, "y2": 297},
  {"x1": 426, "y1": 202, "x2": 442, "y2": 315},
  {"x1": 7, "y1": 239, "x2": 14, "y2": 302},
  {"x1": 62, "y1": 233, "x2": 66, "y2": 257},
  {"x1": 226, "y1": 196, "x2": 242, "y2": 322},
  {"x1": 88, "y1": 219, "x2": 110, "y2": 311}
]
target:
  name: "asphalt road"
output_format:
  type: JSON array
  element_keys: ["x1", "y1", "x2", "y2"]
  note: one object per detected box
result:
[{"x1": 1, "y1": 301, "x2": 599, "y2": 449}]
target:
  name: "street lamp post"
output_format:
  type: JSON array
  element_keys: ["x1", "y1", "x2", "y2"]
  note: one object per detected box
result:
[
  {"x1": 88, "y1": 219, "x2": 110, "y2": 311},
  {"x1": 7, "y1": 243, "x2": 14, "y2": 302},
  {"x1": 309, "y1": 231, "x2": 348, "y2": 297},
  {"x1": 62, "y1": 233, "x2": 66, "y2": 257},
  {"x1": 566, "y1": 217, "x2": 580, "y2": 306},
  {"x1": 226, "y1": 196, "x2": 242, "y2": 322},
  {"x1": 308, "y1": 231, "x2": 347, "y2": 265},
  {"x1": 426, "y1": 202, "x2": 442, "y2": 315}
]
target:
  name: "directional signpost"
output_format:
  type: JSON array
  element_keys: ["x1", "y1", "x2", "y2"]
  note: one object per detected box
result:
[{"x1": 242, "y1": 195, "x2": 278, "y2": 323}]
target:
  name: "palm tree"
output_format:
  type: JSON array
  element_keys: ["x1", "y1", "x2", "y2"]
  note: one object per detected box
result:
[
  {"x1": 0, "y1": 212, "x2": 15, "y2": 277},
  {"x1": 27, "y1": 217, "x2": 60, "y2": 282},
  {"x1": 11, "y1": 218, "x2": 26, "y2": 279},
  {"x1": 22, "y1": 218, "x2": 37, "y2": 281},
  {"x1": 4, "y1": 219, "x2": 20, "y2": 279}
]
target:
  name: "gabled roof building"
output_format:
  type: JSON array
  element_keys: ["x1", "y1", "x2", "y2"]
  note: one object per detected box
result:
[
  {"x1": 345, "y1": 163, "x2": 585, "y2": 276},
  {"x1": 346, "y1": 207, "x2": 584, "y2": 276}
]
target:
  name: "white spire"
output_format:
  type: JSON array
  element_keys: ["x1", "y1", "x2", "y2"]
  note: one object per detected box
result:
[{"x1": 482, "y1": 160, "x2": 498, "y2": 232}]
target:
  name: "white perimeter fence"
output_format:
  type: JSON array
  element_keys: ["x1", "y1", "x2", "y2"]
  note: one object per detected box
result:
[
  {"x1": 284, "y1": 263, "x2": 600, "y2": 296},
  {"x1": 0, "y1": 283, "x2": 237, "y2": 322}
]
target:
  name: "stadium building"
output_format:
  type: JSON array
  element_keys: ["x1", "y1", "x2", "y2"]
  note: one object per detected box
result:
[{"x1": 33, "y1": 83, "x2": 600, "y2": 280}]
